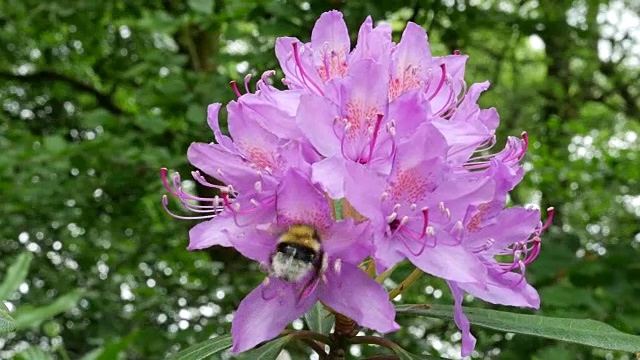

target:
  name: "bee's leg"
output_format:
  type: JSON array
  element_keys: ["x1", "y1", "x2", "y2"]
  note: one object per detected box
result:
[
  {"x1": 298, "y1": 275, "x2": 320, "y2": 301},
  {"x1": 297, "y1": 252, "x2": 327, "y2": 302}
]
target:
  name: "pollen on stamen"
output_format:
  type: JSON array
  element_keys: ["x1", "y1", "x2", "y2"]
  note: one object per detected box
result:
[
  {"x1": 321, "y1": 274, "x2": 328, "y2": 284},
  {"x1": 445, "y1": 208, "x2": 451, "y2": 220},
  {"x1": 426, "y1": 226, "x2": 435, "y2": 237},
  {"x1": 410, "y1": 203, "x2": 417, "y2": 211},
  {"x1": 439, "y1": 202, "x2": 446, "y2": 213},
  {"x1": 399, "y1": 216, "x2": 409, "y2": 227},
  {"x1": 393, "y1": 203, "x2": 402, "y2": 212},
  {"x1": 250, "y1": 198, "x2": 260, "y2": 207},
  {"x1": 386, "y1": 212, "x2": 398, "y2": 223},
  {"x1": 255, "y1": 181, "x2": 263, "y2": 193},
  {"x1": 232, "y1": 203, "x2": 241, "y2": 211},
  {"x1": 381, "y1": 192, "x2": 389, "y2": 201},
  {"x1": 333, "y1": 259, "x2": 342, "y2": 274}
]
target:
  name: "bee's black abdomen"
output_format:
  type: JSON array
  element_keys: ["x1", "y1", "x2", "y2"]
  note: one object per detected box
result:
[{"x1": 276, "y1": 243, "x2": 317, "y2": 263}]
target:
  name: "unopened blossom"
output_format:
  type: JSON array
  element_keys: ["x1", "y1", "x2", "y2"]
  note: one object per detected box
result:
[{"x1": 229, "y1": 169, "x2": 398, "y2": 352}]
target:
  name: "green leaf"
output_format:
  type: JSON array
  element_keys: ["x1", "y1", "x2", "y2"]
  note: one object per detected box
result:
[
  {"x1": 167, "y1": 334, "x2": 232, "y2": 360},
  {"x1": 43, "y1": 135, "x2": 67, "y2": 154},
  {"x1": 78, "y1": 348, "x2": 104, "y2": 360},
  {"x1": 304, "y1": 302, "x2": 334, "y2": 335},
  {"x1": 0, "y1": 252, "x2": 33, "y2": 301},
  {"x1": 13, "y1": 289, "x2": 85, "y2": 330},
  {"x1": 393, "y1": 347, "x2": 447, "y2": 360},
  {"x1": 96, "y1": 331, "x2": 139, "y2": 360},
  {"x1": 186, "y1": 104, "x2": 206, "y2": 125},
  {"x1": 237, "y1": 335, "x2": 292, "y2": 360},
  {"x1": 397, "y1": 304, "x2": 640, "y2": 352},
  {"x1": 14, "y1": 347, "x2": 54, "y2": 360},
  {"x1": 188, "y1": 0, "x2": 214, "y2": 14},
  {"x1": 0, "y1": 305, "x2": 15, "y2": 336}
]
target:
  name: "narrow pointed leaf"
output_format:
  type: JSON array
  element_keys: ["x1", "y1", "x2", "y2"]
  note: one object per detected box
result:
[
  {"x1": 13, "y1": 289, "x2": 85, "y2": 330},
  {"x1": 304, "y1": 302, "x2": 335, "y2": 334},
  {"x1": 0, "y1": 305, "x2": 15, "y2": 335},
  {"x1": 397, "y1": 304, "x2": 640, "y2": 352},
  {"x1": 237, "y1": 335, "x2": 293, "y2": 360},
  {"x1": 0, "y1": 252, "x2": 33, "y2": 301},
  {"x1": 167, "y1": 335, "x2": 232, "y2": 360}
]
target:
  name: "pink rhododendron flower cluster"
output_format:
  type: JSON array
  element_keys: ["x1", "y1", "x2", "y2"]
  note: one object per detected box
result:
[{"x1": 162, "y1": 10, "x2": 552, "y2": 356}]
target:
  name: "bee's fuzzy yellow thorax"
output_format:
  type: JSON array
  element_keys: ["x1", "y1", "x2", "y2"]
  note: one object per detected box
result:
[{"x1": 278, "y1": 225, "x2": 321, "y2": 252}]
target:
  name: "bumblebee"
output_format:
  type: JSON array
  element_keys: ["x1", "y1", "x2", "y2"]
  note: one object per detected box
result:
[{"x1": 271, "y1": 224, "x2": 326, "y2": 283}]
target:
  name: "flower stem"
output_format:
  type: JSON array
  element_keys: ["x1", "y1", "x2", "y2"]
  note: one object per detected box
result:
[
  {"x1": 364, "y1": 259, "x2": 376, "y2": 277},
  {"x1": 375, "y1": 263, "x2": 399, "y2": 283},
  {"x1": 388, "y1": 268, "x2": 423, "y2": 300},
  {"x1": 299, "y1": 338, "x2": 328, "y2": 360}
]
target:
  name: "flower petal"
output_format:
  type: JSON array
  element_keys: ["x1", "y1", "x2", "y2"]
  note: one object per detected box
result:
[
  {"x1": 207, "y1": 103, "x2": 234, "y2": 151},
  {"x1": 239, "y1": 90, "x2": 305, "y2": 140},
  {"x1": 311, "y1": 10, "x2": 350, "y2": 80},
  {"x1": 296, "y1": 94, "x2": 341, "y2": 157},
  {"x1": 389, "y1": 90, "x2": 433, "y2": 140},
  {"x1": 187, "y1": 142, "x2": 259, "y2": 192},
  {"x1": 457, "y1": 267, "x2": 540, "y2": 308},
  {"x1": 187, "y1": 214, "x2": 234, "y2": 250},
  {"x1": 447, "y1": 281, "x2": 476, "y2": 357},
  {"x1": 389, "y1": 23, "x2": 432, "y2": 99},
  {"x1": 275, "y1": 37, "x2": 320, "y2": 91},
  {"x1": 322, "y1": 218, "x2": 372, "y2": 264},
  {"x1": 231, "y1": 279, "x2": 316, "y2": 353},
  {"x1": 228, "y1": 226, "x2": 277, "y2": 263},
  {"x1": 350, "y1": 16, "x2": 393, "y2": 64},
  {"x1": 311, "y1": 156, "x2": 347, "y2": 199},
  {"x1": 276, "y1": 169, "x2": 332, "y2": 230},
  {"x1": 404, "y1": 234, "x2": 487, "y2": 285},
  {"x1": 470, "y1": 207, "x2": 540, "y2": 251},
  {"x1": 343, "y1": 161, "x2": 387, "y2": 224},
  {"x1": 319, "y1": 262, "x2": 399, "y2": 333}
]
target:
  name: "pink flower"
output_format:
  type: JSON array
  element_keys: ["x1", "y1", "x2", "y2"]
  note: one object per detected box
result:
[{"x1": 162, "y1": 10, "x2": 550, "y2": 357}]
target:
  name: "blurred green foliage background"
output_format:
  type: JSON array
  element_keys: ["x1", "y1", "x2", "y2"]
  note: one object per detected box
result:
[{"x1": 0, "y1": 0, "x2": 639, "y2": 359}]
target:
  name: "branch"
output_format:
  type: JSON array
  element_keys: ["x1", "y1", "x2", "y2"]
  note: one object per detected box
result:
[{"x1": 0, "y1": 70, "x2": 128, "y2": 115}]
